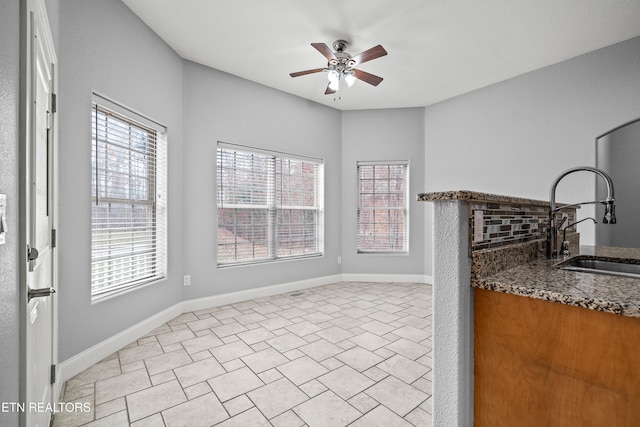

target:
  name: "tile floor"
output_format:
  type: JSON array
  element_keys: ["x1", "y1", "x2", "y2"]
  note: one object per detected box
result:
[{"x1": 53, "y1": 281, "x2": 433, "y2": 427}]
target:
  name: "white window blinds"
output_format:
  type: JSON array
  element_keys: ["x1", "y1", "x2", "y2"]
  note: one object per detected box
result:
[
  {"x1": 357, "y1": 161, "x2": 409, "y2": 253},
  {"x1": 91, "y1": 96, "x2": 167, "y2": 300},
  {"x1": 217, "y1": 143, "x2": 324, "y2": 266}
]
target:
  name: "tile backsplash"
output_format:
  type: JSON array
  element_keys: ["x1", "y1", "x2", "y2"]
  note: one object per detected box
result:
[{"x1": 470, "y1": 201, "x2": 576, "y2": 251}]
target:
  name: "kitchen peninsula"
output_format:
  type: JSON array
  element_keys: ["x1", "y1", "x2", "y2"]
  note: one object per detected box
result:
[{"x1": 420, "y1": 190, "x2": 640, "y2": 427}]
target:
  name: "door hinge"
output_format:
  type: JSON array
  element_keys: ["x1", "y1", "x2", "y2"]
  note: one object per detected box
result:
[
  {"x1": 50, "y1": 364, "x2": 56, "y2": 384},
  {"x1": 51, "y1": 93, "x2": 57, "y2": 113},
  {"x1": 51, "y1": 229, "x2": 57, "y2": 248}
]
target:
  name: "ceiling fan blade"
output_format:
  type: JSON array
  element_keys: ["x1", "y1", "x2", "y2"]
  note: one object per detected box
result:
[
  {"x1": 290, "y1": 68, "x2": 325, "y2": 78},
  {"x1": 311, "y1": 43, "x2": 337, "y2": 61},
  {"x1": 324, "y1": 83, "x2": 336, "y2": 95},
  {"x1": 351, "y1": 45, "x2": 388, "y2": 65},
  {"x1": 353, "y1": 69, "x2": 384, "y2": 86}
]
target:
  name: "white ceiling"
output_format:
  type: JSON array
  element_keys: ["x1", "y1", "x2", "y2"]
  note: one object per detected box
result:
[{"x1": 121, "y1": 0, "x2": 640, "y2": 111}]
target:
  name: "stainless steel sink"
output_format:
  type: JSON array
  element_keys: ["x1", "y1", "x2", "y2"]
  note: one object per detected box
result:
[{"x1": 560, "y1": 258, "x2": 640, "y2": 279}]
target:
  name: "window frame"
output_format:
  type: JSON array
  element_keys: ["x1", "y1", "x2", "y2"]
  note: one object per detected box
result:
[
  {"x1": 216, "y1": 142, "x2": 324, "y2": 267},
  {"x1": 356, "y1": 160, "x2": 409, "y2": 254},
  {"x1": 90, "y1": 93, "x2": 167, "y2": 301}
]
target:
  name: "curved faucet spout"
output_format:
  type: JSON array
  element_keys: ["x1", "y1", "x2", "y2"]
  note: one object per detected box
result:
[
  {"x1": 546, "y1": 166, "x2": 616, "y2": 259},
  {"x1": 549, "y1": 166, "x2": 615, "y2": 213}
]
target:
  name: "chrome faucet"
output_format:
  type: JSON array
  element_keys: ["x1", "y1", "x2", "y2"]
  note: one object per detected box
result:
[
  {"x1": 547, "y1": 166, "x2": 616, "y2": 259},
  {"x1": 560, "y1": 217, "x2": 597, "y2": 256}
]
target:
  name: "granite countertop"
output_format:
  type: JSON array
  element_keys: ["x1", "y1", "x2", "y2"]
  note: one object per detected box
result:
[
  {"x1": 417, "y1": 190, "x2": 551, "y2": 206},
  {"x1": 472, "y1": 246, "x2": 640, "y2": 319}
]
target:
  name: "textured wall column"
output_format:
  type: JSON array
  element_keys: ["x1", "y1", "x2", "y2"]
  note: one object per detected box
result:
[{"x1": 432, "y1": 200, "x2": 473, "y2": 426}]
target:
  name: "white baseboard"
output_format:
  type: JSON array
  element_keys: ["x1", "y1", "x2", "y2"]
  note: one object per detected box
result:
[
  {"x1": 181, "y1": 274, "x2": 343, "y2": 313},
  {"x1": 58, "y1": 303, "x2": 183, "y2": 386},
  {"x1": 57, "y1": 272, "x2": 428, "y2": 385},
  {"x1": 342, "y1": 273, "x2": 432, "y2": 284}
]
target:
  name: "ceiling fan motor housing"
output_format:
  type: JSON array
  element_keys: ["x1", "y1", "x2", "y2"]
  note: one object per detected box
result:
[
  {"x1": 329, "y1": 40, "x2": 356, "y2": 74},
  {"x1": 332, "y1": 39, "x2": 349, "y2": 52}
]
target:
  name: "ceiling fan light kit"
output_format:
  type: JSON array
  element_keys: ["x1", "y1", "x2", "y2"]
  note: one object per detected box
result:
[{"x1": 290, "y1": 39, "x2": 387, "y2": 95}]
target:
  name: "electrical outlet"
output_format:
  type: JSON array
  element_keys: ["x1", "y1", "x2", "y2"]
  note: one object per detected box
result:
[
  {"x1": 183, "y1": 275, "x2": 191, "y2": 286},
  {"x1": 337, "y1": 256, "x2": 342, "y2": 265}
]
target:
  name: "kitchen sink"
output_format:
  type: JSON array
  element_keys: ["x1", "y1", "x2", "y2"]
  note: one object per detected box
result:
[{"x1": 560, "y1": 258, "x2": 640, "y2": 279}]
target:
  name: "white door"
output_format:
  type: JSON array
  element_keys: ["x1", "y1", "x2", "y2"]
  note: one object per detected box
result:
[{"x1": 23, "y1": 1, "x2": 58, "y2": 426}]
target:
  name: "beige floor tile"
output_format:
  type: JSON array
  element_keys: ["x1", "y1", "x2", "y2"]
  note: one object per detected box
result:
[
  {"x1": 95, "y1": 369, "x2": 151, "y2": 405},
  {"x1": 251, "y1": 303, "x2": 281, "y2": 315},
  {"x1": 208, "y1": 366, "x2": 264, "y2": 402},
  {"x1": 247, "y1": 377, "x2": 308, "y2": 419},
  {"x1": 215, "y1": 407, "x2": 270, "y2": 426},
  {"x1": 349, "y1": 332, "x2": 391, "y2": 351},
  {"x1": 334, "y1": 347, "x2": 383, "y2": 372},
  {"x1": 367, "y1": 311, "x2": 401, "y2": 323},
  {"x1": 411, "y1": 377, "x2": 433, "y2": 395},
  {"x1": 65, "y1": 358, "x2": 121, "y2": 390},
  {"x1": 57, "y1": 282, "x2": 433, "y2": 427},
  {"x1": 130, "y1": 413, "x2": 165, "y2": 427},
  {"x1": 223, "y1": 394, "x2": 254, "y2": 416},
  {"x1": 393, "y1": 325, "x2": 431, "y2": 343},
  {"x1": 299, "y1": 379, "x2": 328, "y2": 398},
  {"x1": 144, "y1": 349, "x2": 192, "y2": 376},
  {"x1": 212, "y1": 307, "x2": 243, "y2": 320},
  {"x1": 174, "y1": 356, "x2": 225, "y2": 388},
  {"x1": 384, "y1": 338, "x2": 430, "y2": 360},
  {"x1": 181, "y1": 333, "x2": 223, "y2": 354},
  {"x1": 405, "y1": 406, "x2": 433, "y2": 427},
  {"x1": 241, "y1": 347, "x2": 288, "y2": 373},
  {"x1": 257, "y1": 368, "x2": 283, "y2": 383},
  {"x1": 317, "y1": 365, "x2": 375, "y2": 400},
  {"x1": 266, "y1": 332, "x2": 307, "y2": 352},
  {"x1": 352, "y1": 405, "x2": 414, "y2": 426},
  {"x1": 126, "y1": 380, "x2": 186, "y2": 422},
  {"x1": 237, "y1": 327, "x2": 276, "y2": 345},
  {"x1": 276, "y1": 355, "x2": 329, "y2": 386},
  {"x1": 271, "y1": 409, "x2": 305, "y2": 427},
  {"x1": 183, "y1": 381, "x2": 211, "y2": 400},
  {"x1": 315, "y1": 326, "x2": 354, "y2": 343},
  {"x1": 359, "y1": 320, "x2": 397, "y2": 336},
  {"x1": 161, "y1": 392, "x2": 228, "y2": 426},
  {"x1": 118, "y1": 343, "x2": 164, "y2": 365},
  {"x1": 168, "y1": 313, "x2": 199, "y2": 326},
  {"x1": 156, "y1": 328, "x2": 196, "y2": 346},
  {"x1": 365, "y1": 376, "x2": 428, "y2": 417},
  {"x1": 294, "y1": 390, "x2": 361, "y2": 427},
  {"x1": 285, "y1": 320, "x2": 322, "y2": 336},
  {"x1": 84, "y1": 410, "x2": 129, "y2": 427},
  {"x1": 378, "y1": 354, "x2": 431, "y2": 384},
  {"x1": 347, "y1": 392, "x2": 380, "y2": 414},
  {"x1": 94, "y1": 396, "x2": 125, "y2": 420},
  {"x1": 211, "y1": 322, "x2": 248, "y2": 338},
  {"x1": 258, "y1": 315, "x2": 293, "y2": 330},
  {"x1": 298, "y1": 339, "x2": 343, "y2": 362},
  {"x1": 186, "y1": 316, "x2": 222, "y2": 332},
  {"x1": 210, "y1": 340, "x2": 254, "y2": 363},
  {"x1": 234, "y1": 312, "x2": 268, "y2": 325}
]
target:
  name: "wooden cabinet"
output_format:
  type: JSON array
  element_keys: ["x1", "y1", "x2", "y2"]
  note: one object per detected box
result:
[{"x1": 474, "y1": 288, "x2": 640, "y2": 426}]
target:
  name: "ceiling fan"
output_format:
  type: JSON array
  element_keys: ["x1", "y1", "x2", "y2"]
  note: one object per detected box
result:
[{"x1": 290, "y1": 40, "x2": 387, "y2": 95}]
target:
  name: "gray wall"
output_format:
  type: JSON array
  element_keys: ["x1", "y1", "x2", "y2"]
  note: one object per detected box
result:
[
  {"x1": 596, "y1": 120, "x2": 640, "y2": 248},
  {"x1": 424, "y1": 36, "x2": 640, "y2": 251},
  {"x1": 181, "y1": 61, "x2": 342, "y2": 299},
  {"x1": 58, "y1": 0, "x2": 184, "y2": 361},
  {"x1": 341, "y1": 108, "x2": 427, "y2": 276},
  {"x1": 0, "y1": 1, "x2": 21, "y2": 425}
]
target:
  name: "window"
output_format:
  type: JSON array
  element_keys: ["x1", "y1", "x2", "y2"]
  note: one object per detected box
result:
[
  {"x1": 91, "y1": 95, "x2": 167, "y2": 300},
  {"x1": 217, "y1": 143, "x2": 324, "y2": 266},
  {"x1": 357, "y1": 161, "x2": 409, "y2": 253}
]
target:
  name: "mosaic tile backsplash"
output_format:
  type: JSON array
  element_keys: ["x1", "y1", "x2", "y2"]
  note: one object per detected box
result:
[{"x1": 470, "y1": 201, "x2": 576, "y2": 252}]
